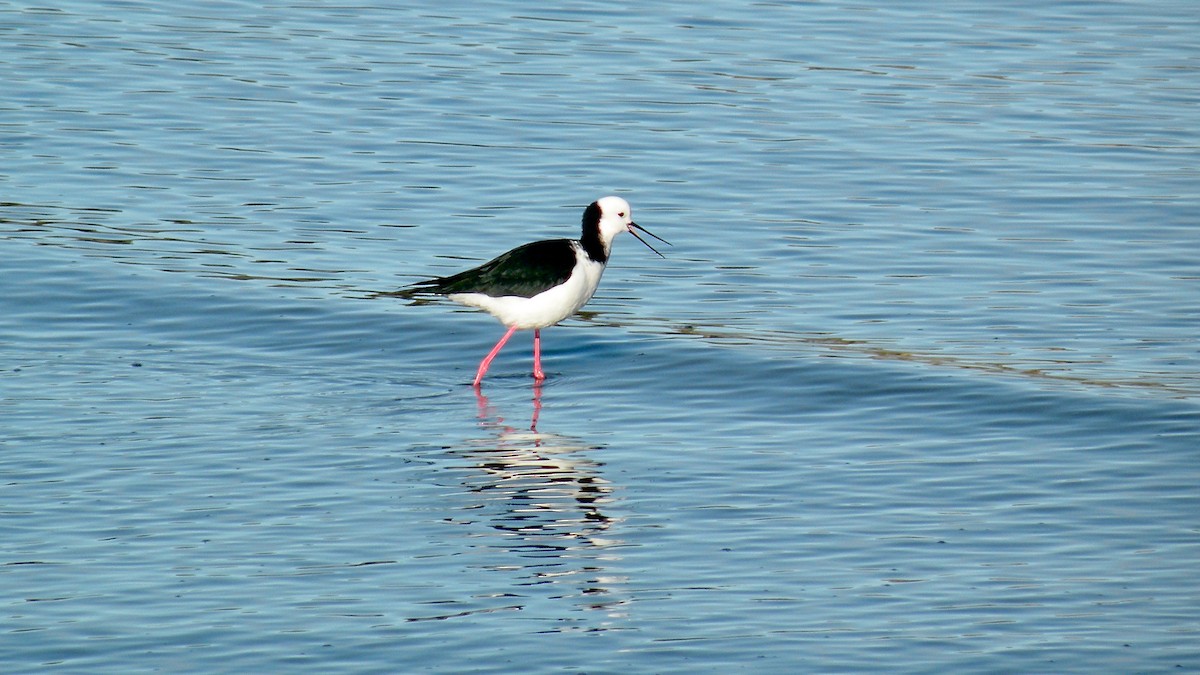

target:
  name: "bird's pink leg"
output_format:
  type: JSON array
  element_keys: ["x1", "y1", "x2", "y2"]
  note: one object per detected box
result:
[
  {"x1": 532, "y1": 329, "x2": 546, "y2": 381},
  {"x1": 473, "y1": 325, "x2": 518, "y2": 387}
]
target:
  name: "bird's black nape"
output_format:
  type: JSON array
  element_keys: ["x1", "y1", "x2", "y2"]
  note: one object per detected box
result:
[{"x1": 579, "y1": 200, "x2": 607, "y2": 263}]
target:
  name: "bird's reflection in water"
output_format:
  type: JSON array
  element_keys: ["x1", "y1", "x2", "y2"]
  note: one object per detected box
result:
[{"x1": 442, "y1": 384, "x2": 627, "y2": 619}]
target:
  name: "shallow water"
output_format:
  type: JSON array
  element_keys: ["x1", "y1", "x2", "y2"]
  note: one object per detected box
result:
[{"x1": 3, "y1": 1, "x2": 1198, "y2": 672}]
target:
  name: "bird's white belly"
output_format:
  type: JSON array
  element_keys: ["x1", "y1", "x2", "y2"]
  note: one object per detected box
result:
[{"x1": 448, "y1": 258, "x2": 604, "y2": 329}]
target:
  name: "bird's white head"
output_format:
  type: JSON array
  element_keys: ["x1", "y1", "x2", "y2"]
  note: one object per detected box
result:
[
  {"x1": 594, "y1": 196, "x2": 635, "y2": 247},
  {"x1": 585, "y1": 195, "x2": 669, "y2": 259}
]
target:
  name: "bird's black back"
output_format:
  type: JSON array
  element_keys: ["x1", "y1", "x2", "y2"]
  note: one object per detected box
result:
[{"x1": 406, "y1": 239, "x2": 579, "y2": 299}]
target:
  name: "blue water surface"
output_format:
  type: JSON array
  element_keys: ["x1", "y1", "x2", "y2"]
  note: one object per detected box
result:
[{"x1": 2, "y1": 1, "x2": 1198, "y2": 672}]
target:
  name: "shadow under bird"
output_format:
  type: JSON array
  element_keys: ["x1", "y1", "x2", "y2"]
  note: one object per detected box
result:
[{"x1": 401, "y1": 196, "x2": 669, "y2": 387}]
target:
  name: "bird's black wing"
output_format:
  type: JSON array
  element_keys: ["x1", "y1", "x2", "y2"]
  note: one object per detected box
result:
[{"x1": 403, "y1": 239, "x2": 578, "y2": 299}]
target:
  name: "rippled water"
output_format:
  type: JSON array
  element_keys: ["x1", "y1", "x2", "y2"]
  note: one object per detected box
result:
[{"x1": 3, "y1": 1, "x2": 1198, "y2": 672}]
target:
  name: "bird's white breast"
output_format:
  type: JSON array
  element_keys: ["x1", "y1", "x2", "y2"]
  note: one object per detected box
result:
[{"x1": 448, "y1": 243, "x2": 606, "y2": 329}]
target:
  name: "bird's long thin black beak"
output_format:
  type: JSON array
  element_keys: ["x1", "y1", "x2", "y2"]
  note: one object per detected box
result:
[{"x1": 629, "y1": 222, "x2": 671, "y2": 258}]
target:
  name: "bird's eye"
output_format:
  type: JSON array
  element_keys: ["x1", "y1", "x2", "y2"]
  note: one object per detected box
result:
[{"x1": 618, "y1": 212, "x2": 625, "y2": 217}]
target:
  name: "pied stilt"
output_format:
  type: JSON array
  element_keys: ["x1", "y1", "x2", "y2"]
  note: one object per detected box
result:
[{"x1": 403, "y1": 196, "x2": 669, "y2": 386}]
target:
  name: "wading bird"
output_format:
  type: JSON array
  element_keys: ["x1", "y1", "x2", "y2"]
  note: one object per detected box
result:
[{"x1": 403, "y1": 196, "x2": 668, "y2": 386}]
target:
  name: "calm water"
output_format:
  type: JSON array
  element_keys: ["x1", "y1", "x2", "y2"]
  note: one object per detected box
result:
[{"x1": 3, "y1": 1, "x2": 1198, "y2": 672}]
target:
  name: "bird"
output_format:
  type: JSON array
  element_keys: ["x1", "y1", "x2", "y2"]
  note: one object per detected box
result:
[{"x1": 401, "y1": 196, "x2": 669, "y2": 387}]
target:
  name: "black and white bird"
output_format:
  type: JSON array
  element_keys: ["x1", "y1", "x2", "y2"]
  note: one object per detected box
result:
[{"x1": 402, "y1": 196, "x2": 669, "y2": 386}]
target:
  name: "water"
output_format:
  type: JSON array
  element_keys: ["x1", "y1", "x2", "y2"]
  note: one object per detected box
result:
[{"x1": 3, "y1": 1, "x2": 1198, "y2": 672}]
